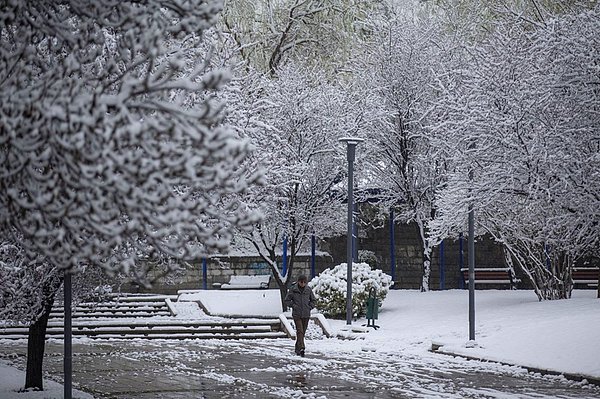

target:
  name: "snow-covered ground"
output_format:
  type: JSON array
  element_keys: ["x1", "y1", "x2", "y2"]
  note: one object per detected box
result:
[
  {"x1": 180, "y1": 288, "x2": 600, "y2": 380},
  {"x1": 0, "y1": 362, "x2": 92, "y2": 399},
  {"x1": 330, "y1": 288, "x2": 600, "y2": 380},
  {"x1": 178, "y1": 288, "x2": 283, "y2": 317},
  {"x1": 1, "y1": 288, "x2": 598, "y2": 398}
]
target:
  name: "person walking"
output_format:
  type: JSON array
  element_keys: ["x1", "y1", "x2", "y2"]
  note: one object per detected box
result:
[{"x1": 284, "y1": 275, "x2": 316, "y2": 357}]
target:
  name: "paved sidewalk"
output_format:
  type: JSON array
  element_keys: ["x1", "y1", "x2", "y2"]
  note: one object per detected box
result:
[
  {"x1": 431, "y1": 342, "x2": 600, "y2": 387},
  {"x1": 2, "y1": 339, "x2": 600, "y2": 398}
]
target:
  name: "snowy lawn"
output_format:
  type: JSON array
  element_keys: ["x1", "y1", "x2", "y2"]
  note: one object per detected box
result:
[
  {"x1": 0, "y1": 362, "x2": 92, "y2": 399},
  {"x1": 1, "y1": 288, "x2": 598, "y2": 398},
  {"x1": 319, "y1": 289, "x2": 600, "y2": 380}
]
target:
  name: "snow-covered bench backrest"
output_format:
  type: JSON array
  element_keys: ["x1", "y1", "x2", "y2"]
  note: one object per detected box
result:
[{"x1": 221, "y1": 275, "x2": 271, "y2": 289}]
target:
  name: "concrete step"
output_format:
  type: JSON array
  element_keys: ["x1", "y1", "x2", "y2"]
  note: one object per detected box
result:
[
  {"x1": 52, "y1": 306, "x2": 169, "y2": 314},
  {"x1": 49, "y1": 311, "x2": 172, "y2": 319},
  {"x1": 44, "y1": 319, "x2": 282, "y2": 328},
  {"x1": 0, "y1": 331, "x2": 288, "y2": 340},
  {"x1": 1, "y1": 325, "x2": 278, "y2": 336},
  {"x1": 0, "y1": 319, "x2": 284, "y2": 340},
  {"x1": 1, "y1": 319, "x2": 281, "y2": 330},
  {"x1": 105, "y1": 294, "x2": 178, "y2": 302},
  {"x1": 55, "y1": 300, "x2": 170, "y2": 308},
  {"x1": 52, "y1": 294, "x2": 174, "y2": 313},
  {"x1": 50, "y1": 299, "x2": 171, "y2": 319},
  {"x1": 52, "y1": 303, "x2": 169, "y2": 313},
  {"x1": 2, "y1": 293, "x2": 288, "y2": 341}
]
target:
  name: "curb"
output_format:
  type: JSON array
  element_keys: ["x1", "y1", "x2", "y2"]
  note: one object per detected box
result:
[{"x1": 430, "y1": 343, "x2": 600, "y2": 387}]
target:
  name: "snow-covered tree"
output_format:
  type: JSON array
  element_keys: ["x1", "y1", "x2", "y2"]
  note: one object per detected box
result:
[
  {"x1": 219, "y1": 0, "x2": 379, "y2": 75},
  {"x1": 0, "y1": 241, "x2": 114, "y2": 325},
  {"x1": 421, "y1": 0, "x2": 593, "y2": 40},
  {"x1": 356, "y1": 7, "x2": 458, "y2": 291},
  {"x1": 0, "y1": 243, "x2": 64, "y2": 338},
  {"x1": 221, "y1": 62, "x2": 380, "y2": 307},
  {"x1": 210, "y1": 0, "x2": 391, "y2": 304},
  {"x1": 429, "y1": 6, "x2": 600, "y2": 300},
  {"x1": 0, "y1": 239, "x2": 115, "y2": 390},
  {"x1": 0, "y1": 0, "x2": 260, "y2": 390}
]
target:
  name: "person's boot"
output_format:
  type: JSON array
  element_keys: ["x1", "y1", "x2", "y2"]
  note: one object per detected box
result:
[{"x1": 300, "y1": 350, "x2": 305, "y2": 357}]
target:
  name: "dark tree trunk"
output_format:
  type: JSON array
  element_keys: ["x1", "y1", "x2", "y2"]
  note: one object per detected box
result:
[
  {"x1": 279, "y1": 284, "x2": 289, "y2": 312},
  {"x1": 275, "y1": 260, "x2": 293, "y2": 312},
  {"x1": 25, "y1": 299, "x2": 54, "y2": 391},
  {"x1": 258, "y1": 239, "x2": 300, "y2": 312},
  {"x1": 24, "y1": 271, "x2": 62, "y2": 391}
]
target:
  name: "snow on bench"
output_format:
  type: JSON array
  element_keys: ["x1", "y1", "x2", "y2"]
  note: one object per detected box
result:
[
  {"x1": 461, "y1": 267, "x2": 519, "y2": 288},
  {"x1": 220, "y1": 275, "x2": 271, "y2": 290}
]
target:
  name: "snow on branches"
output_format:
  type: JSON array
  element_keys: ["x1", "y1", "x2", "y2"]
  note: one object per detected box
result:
[
  {"x1": 428, "y1": 5, "x2": 600, "y2": 299},
  {"x1": 222, "y1": 63, "x2": 378, "y2": 288},
  {"x1": 0, "y1": 242, "x2": 62, "y2": 324},
  {"x1": 355, "y1": 10, "x2": 457, "y2": 291},
  {"x1": 0, "y1": 0, "x2": 261, "y2": 281},
  {"x1": 0, "y1": 240, "x2": 114, "y2": 324}
]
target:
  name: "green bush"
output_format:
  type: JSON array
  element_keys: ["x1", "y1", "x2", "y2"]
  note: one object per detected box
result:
[{"x1": 308, "y1": 262, "x2": 393, "y2": 319}]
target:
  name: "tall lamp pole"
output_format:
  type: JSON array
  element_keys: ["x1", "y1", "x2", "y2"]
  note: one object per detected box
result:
[
  {"x1": 468, "y1": 157, "x2": 476, "y2": 341},
  {"x1": 339, "y1": 137, "x2": 364, "y2": 325},
  {"x1": 64, "y1": 270, "x2": 72, "y2": 399},
  {"x1": 468, "y1": 202, "x2": 475, "y2": 340}
]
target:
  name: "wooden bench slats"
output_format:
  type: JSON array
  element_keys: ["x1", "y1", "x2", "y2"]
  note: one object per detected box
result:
[
  {"x1": 459, "y1": 267, "x2": 598, "y2": 288},
  {"x1": 573, "y1": 267, "x2": 599, "y2": 287},
  {"x1": 460, "y1": 268, "x2": 518, "y2": 287}
]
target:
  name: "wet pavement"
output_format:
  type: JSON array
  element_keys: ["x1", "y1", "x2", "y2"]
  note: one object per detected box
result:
[{"x1": 1, "y1": 338, "x2": 600, "y2": 398}]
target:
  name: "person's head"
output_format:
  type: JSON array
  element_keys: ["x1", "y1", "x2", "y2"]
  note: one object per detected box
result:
[{"x1": 297, "y1": 275, "x2": 307, "y2": 287}]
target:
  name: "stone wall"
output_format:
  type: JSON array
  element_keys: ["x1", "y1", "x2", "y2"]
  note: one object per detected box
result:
[
  {"x1": 321, "y1": 219, "x2": 507, "y2": 290},
  {"x1": 124, "y1": 216, "x2": 509, "y2": 294},
  {"x1": 126, "y1": 254, "x2": 336, "y2": 294}
]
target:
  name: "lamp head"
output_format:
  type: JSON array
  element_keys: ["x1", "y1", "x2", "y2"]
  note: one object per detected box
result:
[{"x1": 338, "y1": 137, "x2": 365, "y2": 146}]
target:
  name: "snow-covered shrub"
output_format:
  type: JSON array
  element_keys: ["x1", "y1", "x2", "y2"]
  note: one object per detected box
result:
[
  {"x1": 358, "y1": 250, "x2": 379, "y2": 268},
  {"x1": 309, "y1": 262, "x2": 393, "y2": 319}
]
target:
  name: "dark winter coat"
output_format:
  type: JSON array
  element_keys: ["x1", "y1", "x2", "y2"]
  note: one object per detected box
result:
[{"x1": 284, "y1": 283, "x2": 316, "y2": 318}]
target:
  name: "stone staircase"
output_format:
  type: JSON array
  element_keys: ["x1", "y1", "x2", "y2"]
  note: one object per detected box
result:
[
  {"x1": 0, "y1": 294, "x2": 288, "y2": 340},
  {"x1": 50, "y1": 293, "x2": 174, "y2": 319}
]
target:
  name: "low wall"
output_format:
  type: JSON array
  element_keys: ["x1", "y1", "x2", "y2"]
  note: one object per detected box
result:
[{"x1": 122, "y1": 254, "x2": 336, "y2": 294}]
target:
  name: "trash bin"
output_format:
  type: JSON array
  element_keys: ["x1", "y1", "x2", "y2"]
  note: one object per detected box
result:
[
  {"x1": 366, "y1": 296, "x2": 378, "y2": 320},
  {"x1": 365, "y1": 287, "x2": 379, "y2": 329}
]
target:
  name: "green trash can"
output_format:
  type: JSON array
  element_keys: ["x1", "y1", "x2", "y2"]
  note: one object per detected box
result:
[
  {"x1": 366, "y1": 297, "x2": 378, "y2": 319},
  {"x1": 365, "y1": 287, "x2": 379, "y2": 329}
]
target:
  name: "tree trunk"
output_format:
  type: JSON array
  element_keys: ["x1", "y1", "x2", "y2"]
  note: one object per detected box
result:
[
  {"x1": 502, "y1": 247, "x2": 519, "y2": 290},
  {"x1": 279, "y1": 283, "x2": 289, "y2": 312},
  {"x1": 421, "y1": 254, "x2": 431, "y2": 292},
  {"x1": 416, "y1": 218, "x2": 432, "y2": 292},
  {"x1": 271, "y1": 272, "x2": 293, "y2": 311},
  {"x1": 25, "y1": 299, "x2": 54, "y2": 391},
  {"x1": 504, "y1": 243, "x2": 572, "y2": 300},
  {"x1": 256, "y1": 249, "x2": 291, "y2": 312},
  {"x1": 276, "y1": 259, "x2": 293, "y2": 312},
  {"x1": 254, "y1": 236, "x2": 301, "y2": 311},
  {"x1": 24, "y1": 271, "x2": 62, "y2": 391},
  {"x1": 531, "y1": 252, "x2": 572, "y2": 300}
]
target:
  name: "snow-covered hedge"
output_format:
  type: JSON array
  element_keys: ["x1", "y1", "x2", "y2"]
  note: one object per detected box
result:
[{"x1": 308, "y1": 262, "x2": 393, "y2": 319}]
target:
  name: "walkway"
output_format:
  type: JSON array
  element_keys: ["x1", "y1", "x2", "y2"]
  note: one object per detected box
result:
[{"x1": 2, "y1": 339, "x2": 600, "y2": 398}]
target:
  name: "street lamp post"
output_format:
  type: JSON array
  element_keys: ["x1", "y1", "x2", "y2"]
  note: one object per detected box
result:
[
  {"x1": 467, "y1": 141, "x2": 476, "y2": 342},
  {"x1": 64, "y1": 270, "x2": 72, "y2": 399},
  {"x1": 468, "y1": 198, "x2": 475, "y2": 341},
  {"x1": 339, "y1": 137, "x2": 364, "y2": 325}
]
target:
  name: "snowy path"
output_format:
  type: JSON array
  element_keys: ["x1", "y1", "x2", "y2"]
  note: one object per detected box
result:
[{"x1": 1, "y1": 339, "x2": 599, "y2": 398}]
